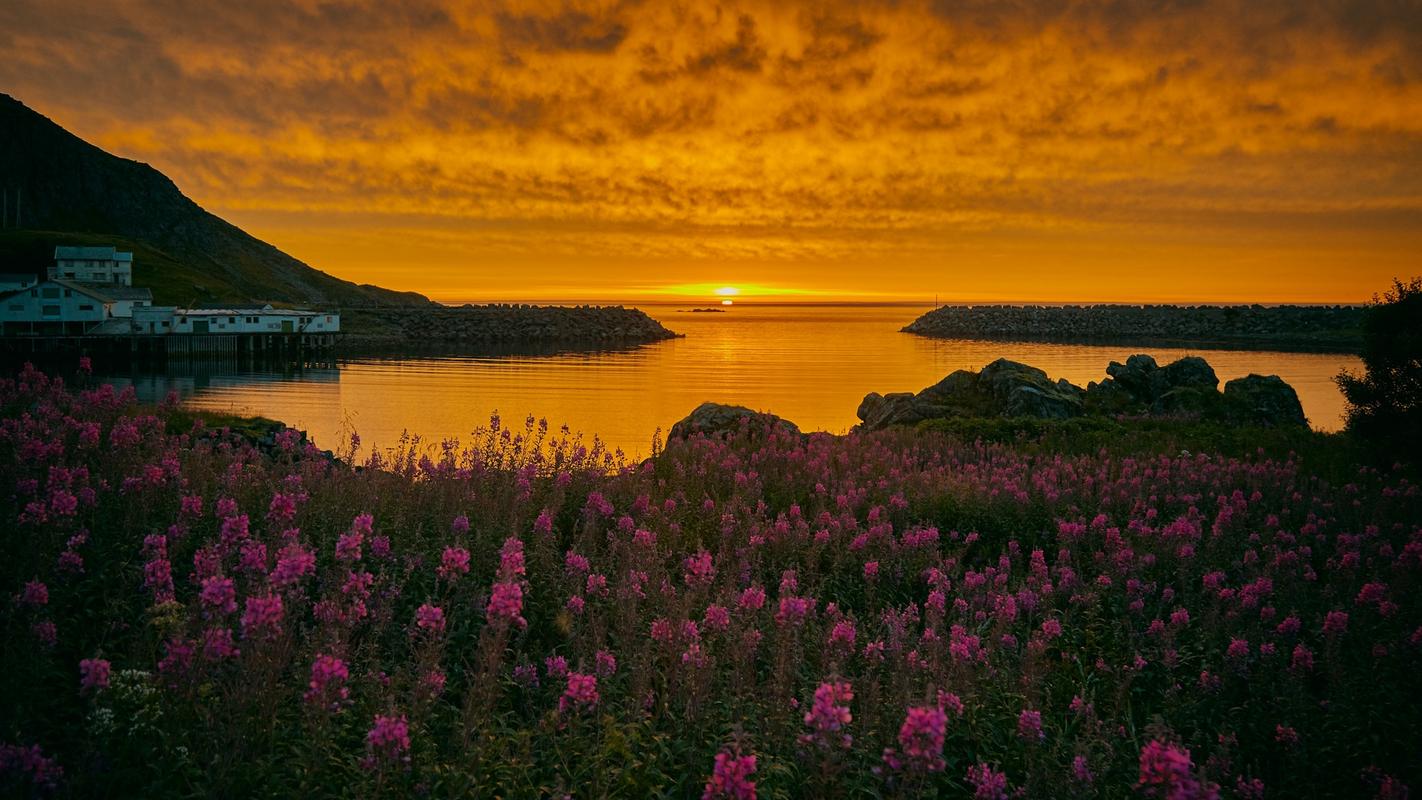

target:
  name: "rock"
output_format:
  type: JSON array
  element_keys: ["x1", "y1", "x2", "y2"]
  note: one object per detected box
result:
[
  {"x1": 668, "y1": 402, "x2": 801, "y2": 441},
  {"x1": 1161, "y1": 356, "x2": 1219, "y2": 392},
  {"x1": 1223, "y1": 375, "x2": 1307, "y2": 427},
  {"x1": 856, "y1": 354, "x2": 1308, "y2": 430},
  {"x1": 856, "y1": 359, "x2": 1083, "y2": 430},
  {"x1": 1105, "y1": 354, "x2": 1163, "y2": 401}
]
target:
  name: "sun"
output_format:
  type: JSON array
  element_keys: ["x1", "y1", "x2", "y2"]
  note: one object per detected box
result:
[{"x1": 721, "y1": 299, "x2": 733, "y2": 306}]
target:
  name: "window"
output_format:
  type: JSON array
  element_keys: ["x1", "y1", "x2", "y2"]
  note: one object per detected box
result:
[
  {"x1": 78, "y1": 304, "x2": 94, "y2": 311},
  {"x1": 41, "y1": 288, "x2": 59, "y2": 299},
  {"x1": 7, "y1": 304, "x2": 20, "y2": 311},
  {"x1": 41, "y1": 305, "x2": 60, "y2": 316},
  {"x1": 228, "y1": 316, "x2": 236, "y2": 324},
  {"x1": 63, "y1": 289, "x2": 72, "y2": 298}
]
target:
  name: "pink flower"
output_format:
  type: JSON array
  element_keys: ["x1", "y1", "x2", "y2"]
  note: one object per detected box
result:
[
  {"x1": 704, "y1": 604, "x2": 731, "y2": 631},
  {"x1": 202, "y1": 627, "x2": 239, "y2": 661},
  {"x1": 559, "y1": 672, "x2": 599, "y2": 713},
  {"x1": 364, "y1": 714, "x2": 410, "y2": 768},
  {"x1": 966, "y1": 763, "x2": 1009, "y2": 800},
  {"x1": 885, "y1": 705, "x2": 948, "y2": 773},
  {"x1": 828, "y1": 619, "x2": 857, "y2": 652},
  {"x1": 18, "y1": 580, "x2": 48, "y2": 607},
  {"x1": 1017, "y1": 708, "x2": 1044, "y2": 742},
  {"x1": 241, "y1": 594, "x2": 285, "y2": 639},
  {"x1": 415, "y1": 604, "x2": 446, "y2": 636},
  {"x1": 801, "y1": 681, "x2": 853, "y2": 750},
  {"x1": 438, "y1": 546, "x2": 471, "y2": 581},
  {"x1": 498, "y1": 537, "x2": 526, "y2": 580},
  {"x1": 199, "y1": 576, "x2": 237, "y2": 617},
  {"x1": 595, "y1": 649, "x2": 617, "y2": 677},
  {"x1": 1323, "y1": 610, "x2": 1349, "y2": 637},
  {"x1": 450, "y1": 515, "x2": 470, "y2": 535},
  {"x1": 335, "y1": 530, "x2": 364, "y2": 562},
  {"x1": 487, "y1": 582, "x2": 527, "y2": 628},
  {"x1": 1137, "y1": 740, "x2": 1219, "y2": 800},
  {"x1": 703, "y1": 749, "x2": 757, "y2": 800},
  {"x1": 863, "y1": 561, "x2": 879, "y2": 580},
  {"x1": 683, "y1": 549, "x2": 716, "y2": 586},
  {"x1": 737, "y1": 586, "x2": 766, "y2": 612},
  {"x1": 304, "y1": 654, "x2": 350, "y2": 710},
  {"x1": 79, "y1": 658, "x2": 110, "y2": 692}
]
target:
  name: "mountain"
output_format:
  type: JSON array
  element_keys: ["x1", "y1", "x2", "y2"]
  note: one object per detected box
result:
[{"x1": 0, "y1": 94, "x2": 430, "y2": 308}]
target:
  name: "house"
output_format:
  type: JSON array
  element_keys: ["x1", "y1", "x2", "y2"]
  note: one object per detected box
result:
[
  {"x1": 50, "y1": 245, "x2": 134, "y2": 286},
  {"x1": 0, "y1": 274, "x2": 37, "y2": 293},
  {"x1": 0, "y1": 279, "x2": 153, "y2": 335},
  {"x1": 134, "y1": 307, "x2": 341, "y2": 335}
]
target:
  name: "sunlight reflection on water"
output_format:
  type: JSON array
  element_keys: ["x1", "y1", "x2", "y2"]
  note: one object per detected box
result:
[{"x1": 100, "y1": 305, "x2": 1361, "y2": 458}]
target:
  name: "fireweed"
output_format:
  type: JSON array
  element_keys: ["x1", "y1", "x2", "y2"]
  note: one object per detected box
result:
[{"x1": 0, "y1": 363, "x2": 1419, "y2": 796}]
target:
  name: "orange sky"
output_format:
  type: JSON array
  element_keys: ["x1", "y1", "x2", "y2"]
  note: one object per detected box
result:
[{"x1": 2, "y1": 0, "x2": 1419, "y2": 304}]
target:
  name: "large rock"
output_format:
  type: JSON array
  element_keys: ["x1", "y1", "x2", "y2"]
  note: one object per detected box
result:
[
  {"x1": 668, "y1": 403, "x2": 801, "y2": 441},
  {"x1": 858, "y1": 354, "x2": 1308, "y2": 430},
  {"x1": 857, "y1": 359, "x2": 1083, "y2": 430},
  {"x1": 1223, "y1": 375, "x2": 1307, "y2": 427}
]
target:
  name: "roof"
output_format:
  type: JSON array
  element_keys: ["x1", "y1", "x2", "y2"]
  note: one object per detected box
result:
[
  {"x1": 54, "y1": 245, "x2": 134, "y2": 263},
  {"x1": 74, "y1": 283, "x2": 152, "y2": 301},
  {"x1": 176, "y1": 308, "x2": 329, "y2": 317},
  {"x1": 42, "y1": 278, "x2": 120, "y2": 302}
]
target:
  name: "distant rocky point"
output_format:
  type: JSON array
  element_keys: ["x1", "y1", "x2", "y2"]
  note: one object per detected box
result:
[
  {"x1": 339, "y1": 305, "x2": 680, "y2": 347},
  {"x1": 903, "y1": 304, "x2": 1362, "y2": 352},
  {"x1": 857, "y1": 355, "x2": 1307, "y2": 430}
]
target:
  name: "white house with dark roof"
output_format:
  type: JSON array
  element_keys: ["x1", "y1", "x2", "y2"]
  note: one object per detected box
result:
[
  {"x1": 0, "y1": 278, "x2": 153, "y2": 335},
  {"x1": 50, "y1": 246, "x2": 134, "y2": 286}
]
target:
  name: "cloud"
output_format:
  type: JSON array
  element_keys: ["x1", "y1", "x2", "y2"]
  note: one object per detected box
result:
[{"x1": 1, "y1": 0, "x2": 1418, "y2": 301}]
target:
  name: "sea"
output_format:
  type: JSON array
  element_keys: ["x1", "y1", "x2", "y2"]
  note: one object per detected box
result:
[{"x1": 95, "y1": 303, "x2": 1362, "y2": 459}]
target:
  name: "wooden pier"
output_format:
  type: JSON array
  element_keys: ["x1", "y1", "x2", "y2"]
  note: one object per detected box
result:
[{"x1": 0, "y1": 332, "x2": 341, "y2": 362}]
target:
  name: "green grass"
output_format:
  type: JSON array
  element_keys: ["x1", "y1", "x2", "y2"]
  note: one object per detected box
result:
[{"x1": 0, "y1": 229, "x2": 261, "y2": 306}]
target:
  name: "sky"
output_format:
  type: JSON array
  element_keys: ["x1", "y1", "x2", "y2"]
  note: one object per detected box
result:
[{"x1": 2, "y1": 0, "x2": 1420, "y2": 304}]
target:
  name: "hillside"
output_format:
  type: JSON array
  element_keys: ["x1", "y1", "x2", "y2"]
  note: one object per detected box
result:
[{"x1": 0, "y1": 94, "x2": 429, "y2": 308}]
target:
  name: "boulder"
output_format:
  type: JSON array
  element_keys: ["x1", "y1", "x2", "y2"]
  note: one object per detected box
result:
[
  {"x1": 1223, "y1": 375, "x2": 1307, "y2": 427},
  {"x1": 668, "y1": 402, "x2": 801, "y2": 441},
  {"x1": 1161, "y1": 356, "x2": 1219, "y2": 392},
  {"x1": 1105, "y1": 354, "x2": 1162, "y2": 400}
]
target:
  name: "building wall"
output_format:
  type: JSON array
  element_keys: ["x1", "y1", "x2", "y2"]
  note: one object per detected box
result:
[
  {"x1": 171, "y1": 312, "x2": 341, "y2": 334},
  {"x1": 49, "y1": 260, "x2": 133, "y2": 286},
  {"x1": 0, "y1": 283, "x2": 111, "y2": 334}
]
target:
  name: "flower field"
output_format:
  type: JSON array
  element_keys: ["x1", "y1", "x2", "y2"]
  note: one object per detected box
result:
[{"x1": 2, "y1": 363, "x2": 1420, "y2": 798}]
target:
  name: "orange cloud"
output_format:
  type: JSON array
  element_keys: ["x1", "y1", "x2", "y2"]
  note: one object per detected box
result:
[{"x1": 1, "y1": 0, "x2": 1418, "y2": 302}]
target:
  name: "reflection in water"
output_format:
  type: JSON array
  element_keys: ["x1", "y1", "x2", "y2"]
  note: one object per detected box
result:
[{"x1": 97, "y1": 305, "x2": 1362, "y2": 458}]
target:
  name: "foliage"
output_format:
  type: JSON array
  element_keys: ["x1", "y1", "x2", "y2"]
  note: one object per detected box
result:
[
  {"x1": 1, "y1": 364, "x2": 1420, "y2": 798},
  {"x1": 1337, "y1": 277, "x2": 1422, "y2": 464}
]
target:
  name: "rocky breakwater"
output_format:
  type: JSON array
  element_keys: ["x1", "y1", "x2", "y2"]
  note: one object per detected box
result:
[
  {"x1": 857, "y1": 355, "x2": 1307, "y2": 430},
  {"x1": 903, "y1": 304, "x2": 1363, "y2": 352},
  {"x1": 341, "y1": 304, "x2": 681, "y2": 347}
]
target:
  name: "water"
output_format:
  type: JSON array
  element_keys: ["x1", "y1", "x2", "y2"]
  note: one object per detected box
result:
[{"x1": 99, "y1": 304, "x2": 1362, "y2": 458}]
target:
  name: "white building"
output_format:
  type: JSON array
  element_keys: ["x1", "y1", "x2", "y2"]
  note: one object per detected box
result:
[
  {"x1": 132, "y1": 307, "x2": 341, "y2": 335},
  {"x1": 50, "y1": 246, "x2": 134, "y2": 286},
  {"x1": 0, "y1": 279, "x2": 153, "y2": 335},
  {"x1": 0, "y1": 274, "x2": 37, "y2": 293}
]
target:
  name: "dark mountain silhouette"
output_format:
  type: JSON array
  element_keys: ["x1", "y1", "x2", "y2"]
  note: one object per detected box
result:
[{"x1": 0, "y1": 93, "x2": 430, "y2": 307}]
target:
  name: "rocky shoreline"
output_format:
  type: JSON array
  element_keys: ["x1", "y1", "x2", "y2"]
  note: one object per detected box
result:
[
  {"x1": 903, "y1": 304, "x2": 1363, "y2": 352},
  {"x1": 337, "y1": 304, "x2": 681, "y2": 348},
  {"x1": 668, "y1": 353, "x2": 1311, "y2": 441}
]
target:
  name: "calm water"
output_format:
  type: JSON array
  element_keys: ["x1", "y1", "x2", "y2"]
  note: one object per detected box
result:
[{"x1": 100, "y1": 304, "x2": 1361, "y2": 458}]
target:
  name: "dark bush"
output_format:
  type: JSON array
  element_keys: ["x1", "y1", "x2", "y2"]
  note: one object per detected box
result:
[{"x1": 1336, "y1": 277, "x2": 1422, "y2": 462}]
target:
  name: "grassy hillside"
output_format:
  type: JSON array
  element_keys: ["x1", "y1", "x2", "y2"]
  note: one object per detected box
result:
[{"x1": 0, "y1": 94, "x2": 430, "y2": 308}]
